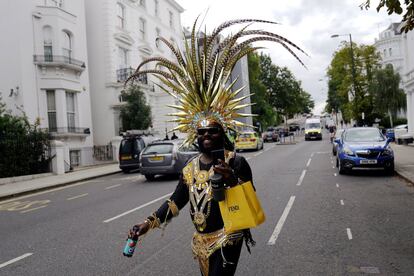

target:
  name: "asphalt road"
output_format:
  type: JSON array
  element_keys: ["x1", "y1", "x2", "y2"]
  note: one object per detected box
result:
[{"x1": 1, "y1": 133, "x2": 414, "y2": 275}]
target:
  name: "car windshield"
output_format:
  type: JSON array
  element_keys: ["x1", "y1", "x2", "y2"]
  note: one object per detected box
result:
[
  {"x1": 238, "y1": 133, "x2": 254, "y2": 138},
  {"x1": 344, "y1": 129, "x2": 385, "y2": 142},
  {"x1": 143, "y1": 144, "x2": 174, "y2": 154},
  {"x1": 306, "y1": 123, "x2": 320, "y2": 129}
]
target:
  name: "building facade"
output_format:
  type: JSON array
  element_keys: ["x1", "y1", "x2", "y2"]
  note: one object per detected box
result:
[
  {"x1": 85, "y1": 0, "x2": 185, "y2": 145},
  {"x1": 374, "y1": 23, "x2": 404, "y2": 75},
  {"x1": 400, "y1": 26, "x2": 414, "y2": 135},
  {"x1": 0, "y1": 0, "x2": 94, "y2": 168}
]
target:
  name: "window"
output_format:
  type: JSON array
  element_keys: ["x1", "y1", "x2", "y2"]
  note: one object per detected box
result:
[
  {"x1": 383, "y1": 49, "x2": 387, "y2": 57},
  {"x1": 117, "y1": 3, "x2": 125, "y2": 29},
  {"x1": 69, "y1": 150, "x2": 81, "y2": 167},
  {"x1": 139, "y1": 0, "x2": 145, "y2": 8},
  {"x1": 66, "y1": 92, "x2": 76, "y2": 131},
  {"x1": 389, "y1": 48, "x2": 392, "y2": 56},
  {"x1": 154, "y1": 0, "x2": 159, "y2": 16},
  {"x1": 155, "y1": 28, "x2": 161, "y2": 48},
  {"x1": 46, "y1": 90, "x2": 57, "y2": 131},
  {"x1": 43, "y1": 26, "x2": 53, "y2": 61},
  {"x1": 118, "y1": 47, "x2": 128, "y2": 69},
  {"x1": 169, "y1": 11, "x2": 174, "y2": 29},
  {"x1": 139, "y1": 18, "x2": 146, "y2": 40},
  {"x1": 62, "y1": 31, "x2": 72, "y2": 60}
]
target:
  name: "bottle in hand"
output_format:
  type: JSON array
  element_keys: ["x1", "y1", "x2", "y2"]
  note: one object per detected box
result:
[{"x1": 123, "y1": 225, "x2": 140, "y2": 257}]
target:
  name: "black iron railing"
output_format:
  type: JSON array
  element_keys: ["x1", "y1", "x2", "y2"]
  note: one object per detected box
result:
[
  {"x1": 116, "y1": 68, "x2": 147, "y2": 84},
  {"x1": 33, "y1": 55, "x2": 86, "y2": 68},
  {"x1": 43, "y1": 127, "x2": 91, "y2": 135}
]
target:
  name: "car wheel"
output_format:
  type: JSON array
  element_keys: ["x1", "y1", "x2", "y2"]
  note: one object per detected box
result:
[
  {"x1": 338, "y1": 159, "x2": 347, "y2": 175},
  {"x1": 384, "y1": 162, "x2": 395, "y2": 175},
  {"x1": 145, "y1": 174, "x2": 155, "y2": 181}
]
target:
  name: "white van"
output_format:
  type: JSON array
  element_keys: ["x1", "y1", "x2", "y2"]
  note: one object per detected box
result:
[{"x1": 305, "y1": 118, "x2": 322, "y2": 140}]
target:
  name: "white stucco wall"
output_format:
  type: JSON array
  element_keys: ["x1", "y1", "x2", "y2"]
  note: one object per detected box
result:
[
  {"x1": 0, "y1": 0, "x2": 94, "y2": 167},
  {"x1": 85, "y1": 0, "x2": 185, "y2": 145}
]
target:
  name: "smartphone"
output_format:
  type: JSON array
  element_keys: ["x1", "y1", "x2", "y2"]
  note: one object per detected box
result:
[{"x1": 211, "y1": 149, "x2": 225, "y2": 166}]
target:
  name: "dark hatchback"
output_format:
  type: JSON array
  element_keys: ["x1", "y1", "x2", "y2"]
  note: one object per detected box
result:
[
  {"x1": 139, "y1": 140, "x2": 199, "y2": 181},
  {"x1": 118, "y1": 134, "x2": 157, "y2": 173},
  {"x1": 335, "y1": 127, "x2": 394, "y2": 174}
]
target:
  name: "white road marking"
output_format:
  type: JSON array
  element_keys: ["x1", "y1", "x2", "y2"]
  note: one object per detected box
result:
[
  {"x1": 331, "y1": 160, "x2": 334, "y2": 164},
  {"x1": 103, "y1": 193, "x2": 173, "y2": 223},
  {"x1": 265, "y1": 148, "x2": 270, "y2": 152},
  {"x1": 347, "y1": 228, "x2": 353, "y2": 240},
  {"x1": 0, "y1": 253, "x2": 33, "y2": 269},
  {"x1": 334, "y1": 173, "x2": 337, "y2": 177},
  {"x1": 296, "y1": 170, "x2": 307, "y2": 186},
  {"x1": 119, "y1": 175, "x2": 143, "y2": 181},
  {"x1": 311, "y1": 153, "x2": 314, "y2": 158},
  {"x1": 254, "y1": 152, "x2": 262, "y2": 157},
  {"x1": 67, "y1": 193, "x2": 88, "y2": 201},
  {"x1": 340, "y1": 200, "x2": 344, "y2": 206},
  {"x1": 105, "y1": 184, "x2": 122, "y2": 190},
  {"x1": 20, "y1": 205, "x2": 47, "y2": 214},
  {"x1": 332, "y1": 166, "x2": 335, "y2": 169},
  {"x1": 306, "y1": 158, "x2": 311, "y2": 167},
  {"x1": 268, "y1": 196, "x2": 296, "y2": 245},
  {"x1": 336, "y1": 183, "x2": 339, "y2": 188},
  {"x1": 0, "y1": 180, "x2": 95, "y2": 204}
]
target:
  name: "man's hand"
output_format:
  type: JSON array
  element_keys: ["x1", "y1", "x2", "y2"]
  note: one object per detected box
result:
[
  {"x1": 213, "y1": 159, "x2": 238, "y2": 186},
  {"x1": 129, "y1": 221, "x2": 150, "y2": 238}
]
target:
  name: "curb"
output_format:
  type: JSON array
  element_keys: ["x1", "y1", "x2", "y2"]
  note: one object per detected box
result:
[
  {"x1": 395, "y1": 169, "x2": 414, "y2": 186},
  {"x1": 0, "y1": 170, "x2": 121, "y2": 202}
]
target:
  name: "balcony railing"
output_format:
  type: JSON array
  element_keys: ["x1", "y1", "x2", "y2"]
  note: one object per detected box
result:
[
  {"x1": 43, "y1": 127, "x2": 91, "y2": 135},
  {"x1": 116, "y1": 67, "x2": 147, "y2": 84},
  {"x1": 33, "y1": 55, "x2": 86, "y2": 70}
]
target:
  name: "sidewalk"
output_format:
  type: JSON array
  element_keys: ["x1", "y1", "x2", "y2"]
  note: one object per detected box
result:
[
  {"x1": 0, "y1": 163, "x2": 121, "y2": 200},
  {"x1": 392, "y1": 143, "x2": 414, "y2": 184}
]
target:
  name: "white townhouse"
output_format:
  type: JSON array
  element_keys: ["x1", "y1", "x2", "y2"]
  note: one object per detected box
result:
[
  {"x1": 400, "y1": 25, "x2": 414, "y2": 135},
  {"x1": 0, "y1": 0, "x2": 94, "y2": 168},
  {"x1": 85, "y1": 0, "x2": 185, "y2": 145}
]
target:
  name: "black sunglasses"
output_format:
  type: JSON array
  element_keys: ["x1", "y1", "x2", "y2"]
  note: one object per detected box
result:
[{"x1": 197, "y1": 127, "x2": 220, "y2": 135}]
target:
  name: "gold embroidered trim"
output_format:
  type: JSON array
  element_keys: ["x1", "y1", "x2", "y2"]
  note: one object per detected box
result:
[{"x1": 167, "y1": 199, "x2": 179, "y2": 217}]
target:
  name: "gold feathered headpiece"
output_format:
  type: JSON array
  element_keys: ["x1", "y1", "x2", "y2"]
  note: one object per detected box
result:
[{"x1": 127, "y1": 18, "x2": 306, "y2": 145}]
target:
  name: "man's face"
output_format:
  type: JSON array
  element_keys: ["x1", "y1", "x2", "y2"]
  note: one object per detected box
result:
[{"x1": 197, "y1": 123, "x2": 224, "y2": 153}]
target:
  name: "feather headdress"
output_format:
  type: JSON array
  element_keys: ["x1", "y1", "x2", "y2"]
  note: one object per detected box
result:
[{"x1": 126, "y1": 18, "x2": 307, "y2": 145}]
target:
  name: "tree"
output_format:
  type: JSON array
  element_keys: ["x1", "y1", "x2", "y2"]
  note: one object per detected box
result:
[
  {"x1": 247, "y1": 53, "x2": 280, "y2": 129},
  {"x1": 0, "y1": 97, "x2": 50, "y2": 177},
  {"x1": 120, "y1": 85, "x2": 152, "y2": 131},
  {"x1": 326, "y1": 42, "x2": 381, "y2": 124},
  {"x1": 372, "y1": 64, "x2": 406, "y2": 127},
  {"x1": 360, "y1": 0, "x2": 414, "y2": 33},
  {"x1": 259, "y1": 54, "x2": 313, "y2": 120}
]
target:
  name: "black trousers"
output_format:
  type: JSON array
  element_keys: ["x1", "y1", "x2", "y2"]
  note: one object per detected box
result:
[{"x1": 205, "y1": 240, "x2": 243, "y2": 276}]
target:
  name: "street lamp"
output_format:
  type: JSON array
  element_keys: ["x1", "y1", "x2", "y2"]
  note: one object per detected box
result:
[{"x1": 331, "y1": 33, "x2": 359, "y2": 125}]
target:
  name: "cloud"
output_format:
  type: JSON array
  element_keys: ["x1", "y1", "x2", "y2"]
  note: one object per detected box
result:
[{"x1": 176, "y1": 0, "x2": 402, "y2": 114}]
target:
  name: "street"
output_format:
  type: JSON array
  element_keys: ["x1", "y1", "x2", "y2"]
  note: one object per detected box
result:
[{"x1": 1, "y1": 134, "x2": 414, "y2": 275}]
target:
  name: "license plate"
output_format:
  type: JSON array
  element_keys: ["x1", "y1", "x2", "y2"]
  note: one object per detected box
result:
[
  {"x1": 241, "y1": 138, "x2": 247, "y2": 142},
  {"x1": 121, "y1": 155, "x2": 132, "y2": 160},
  {"x1": 360, "y1": 159, "x2": 377, "y2": 164},
  {"x1": 149, "y1": 156, "x2": 164, "y2": 161}
]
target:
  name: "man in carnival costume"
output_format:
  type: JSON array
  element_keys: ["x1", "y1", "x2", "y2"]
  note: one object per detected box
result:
[{"x1": 127, "y1": 18, "x2": 306, "y2": 276}]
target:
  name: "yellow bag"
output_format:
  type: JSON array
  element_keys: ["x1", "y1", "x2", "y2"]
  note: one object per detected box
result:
[{"x1": 218, "y1": 181, "x2": 265, "y2": 233}]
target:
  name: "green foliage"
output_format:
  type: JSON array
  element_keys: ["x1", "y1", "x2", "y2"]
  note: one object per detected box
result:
[
  {"x1": 258, "y1": 53, "x2": 314, "y2": 118},
  {"x1": 247, "y1": 53, "x2": 280, "y2": 129},
  {"x1": 372, "y1": 64, "x2": 406, "y2": 126},
  {"x1": 326, "y1": 42, "x2": 381, "y2": 124},
  {"x1": 360, "y1": 0, "x2": 414, "y2": 32},
  {"x1": 0, "y1": 97, "x2": 50, "y2": 177},
  {"x1": 120, "y1": 85, "x2": 152, "y2": 131}
]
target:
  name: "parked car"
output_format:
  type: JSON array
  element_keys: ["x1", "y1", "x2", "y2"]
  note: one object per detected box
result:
[
  {"x1": 335, "y1": 127, "x2": 394, "y2": 174},
  {"x1": 289, "y1": 123, "x2": 300, "y2": 132},
  {"x1": 332, "y1": 129, "x2": 345, "y2": 156},
  {"x1": 139, "y1": 139, "x2": 198, "y2": 181},
  {"x1": 118, "y1": 131, "x2": 157, "y2": 173},
  {"x1": 235, "y1": 131, "x2": 264, "y2": 151},
  {"x1": 263, "y1": 127, "x2": 279, "y2": 142}
]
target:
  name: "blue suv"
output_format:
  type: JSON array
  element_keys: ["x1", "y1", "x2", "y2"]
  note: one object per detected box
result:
[{"x1": 335, "y1": 127, "x2": 394, "y2": 175}]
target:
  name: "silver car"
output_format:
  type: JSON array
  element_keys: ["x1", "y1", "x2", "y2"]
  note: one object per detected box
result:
[{"x1": 139, "y1": 139, "x2": 199, "y2": 181}]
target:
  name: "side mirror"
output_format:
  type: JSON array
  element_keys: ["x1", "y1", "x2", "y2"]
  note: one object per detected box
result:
[
  {"x1": 334, "y1": 138, "x2": 340, "y2": 144},
  {"x1": 386, "y1": 137, "x2": 392, "y2": 144}
]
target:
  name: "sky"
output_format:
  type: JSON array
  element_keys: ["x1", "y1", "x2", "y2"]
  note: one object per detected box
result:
[{"x1": 175, "y1": 0, "x2": 401, "y2": 115}]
